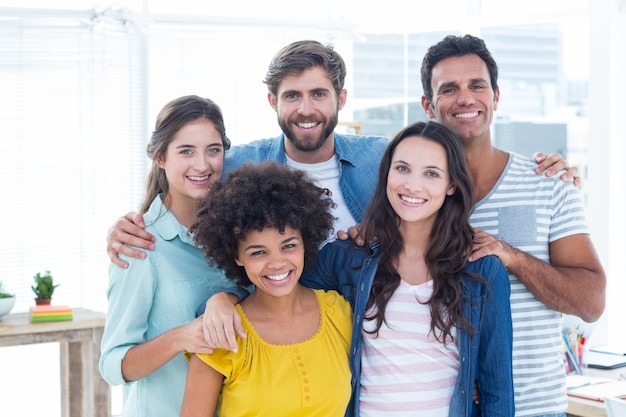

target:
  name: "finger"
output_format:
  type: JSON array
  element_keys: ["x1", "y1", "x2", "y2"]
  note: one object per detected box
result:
[
  {"x1": 346, "y1": 225, "x2": 362, "y2": 240},
  {"x1": 532, "y1": 151, "x2": 545, "y2": 163},
  {"x1": 130, "y1": 212, "x2": 146, "y2": 229},
  {"x1": 534, "y1": 152, "x2": 565, "y2": 176},
  {"x1": 572, "y1": 176, "x2": 581, "y2": 188},
  {"x1": 111, "y1": 241, "x2": 147, "y2": 259},
  {"x1": 202, "y1": 322, "x2": 213, "y2": 347},
  {"x1": 224, "y1": 315, "x2": 245, "y2": 352},
  {"x1": 336, "y1": 230, "x2": 349, "y2": 241},
  {"x1": 193, "y1": 346, "x2": 215, "y2": 355},
  {"x1": 558, "y1": 166, "x2": 578, "y2": 181},
  {"x1": 472, "y1": 230, "x2": 486, "y2": 244},
  {"x1": 234, "y1": 315, "x2": 246, "y2": 339},
  {"x1": 107, "y1": 248, "x2": 129, "y2": 268},
  {"x1": 110, "y1": 225, "x2": 156, "y2": 249},
  {"x1": 202, "y1": 318, "x2": 224, "y2": 348},
  {"x1": 211, "y1": 326, "x2": 236, "y2": 352},
  {"x1": 468, "y1": 246, "x2": 490, "y2": 262}
]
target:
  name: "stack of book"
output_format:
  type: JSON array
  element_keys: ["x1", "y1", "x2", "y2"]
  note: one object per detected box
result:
[{"x1": 29, "y1": 305, "x2": 73, "y2": 322}]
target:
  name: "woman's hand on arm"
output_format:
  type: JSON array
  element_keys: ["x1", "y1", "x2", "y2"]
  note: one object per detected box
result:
[
  {"x1": 106, "y1": 211, "x2": 156, "y2": 268},
  {"x1": 121, "y1": 316, "x2": 212, "y2": 382},
  {"x1": 202, "y1": 292, "x2": 246, "y2": 352}
]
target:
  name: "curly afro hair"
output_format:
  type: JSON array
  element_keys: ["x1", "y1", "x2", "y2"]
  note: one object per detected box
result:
[{"x1": 191, "y1": 161, "x2": 336, "y2": 286}]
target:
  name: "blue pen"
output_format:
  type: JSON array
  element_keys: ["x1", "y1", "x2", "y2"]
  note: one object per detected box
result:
[{"x1": 568, "y1": 382, "x2": 591, "y2": 391}]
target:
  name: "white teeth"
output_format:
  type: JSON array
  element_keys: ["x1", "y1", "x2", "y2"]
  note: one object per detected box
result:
[
  {"x1": 455, "y1": 112, "x2": 478, "y2": 119},
  {"x1": 298, "y1": 122, "x2": 318, "y2": 128},
  {"x1": 401, "y1": 195, "x2": 425, "y2": 204},
  {"x1": 265, "y1": 272, "x2": 289, "y2": 281},
  {"x1": 188, "y1": 175, "x2": 209, "y2": 181}
]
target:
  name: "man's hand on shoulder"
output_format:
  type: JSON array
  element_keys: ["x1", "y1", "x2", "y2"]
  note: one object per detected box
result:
[
  {"x1": 533, "y1": 152, "x2": 581, "y2": 187},
  {"x1": 336, "y1": 224, "x2": 365, "y2": 246},
  {"x1": 106, "y1": 211, "x2": 155, "y2": 268},
  {"x1": 468, "y1": 228, "x2": 516, "y2": 267}
]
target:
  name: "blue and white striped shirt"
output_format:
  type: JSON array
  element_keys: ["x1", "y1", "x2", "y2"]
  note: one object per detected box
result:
[{"x1": 470, "y1": 152, "x2": 589, "y2": 416}]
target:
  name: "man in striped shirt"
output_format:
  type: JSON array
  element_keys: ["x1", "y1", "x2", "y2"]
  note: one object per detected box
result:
[{"x1": 420, "y1": 34, "x2": 606, "y2": 417}]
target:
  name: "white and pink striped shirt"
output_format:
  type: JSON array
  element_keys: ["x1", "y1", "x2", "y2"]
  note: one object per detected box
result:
[{"x1": 359, "y1": 279, "x2": 459, "y2": 417}]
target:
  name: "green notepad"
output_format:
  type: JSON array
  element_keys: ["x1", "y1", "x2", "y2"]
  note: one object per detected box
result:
[{"x1": 30, "y1": 314, "x2": 73, "y2": 323}]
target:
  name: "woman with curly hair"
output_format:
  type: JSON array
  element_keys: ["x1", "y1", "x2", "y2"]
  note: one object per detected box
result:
[{"x1": 180, "y1": 161, "x2": 353, "y2": 417}]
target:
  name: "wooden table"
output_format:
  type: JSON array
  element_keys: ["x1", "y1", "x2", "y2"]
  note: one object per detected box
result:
[
  {"x1": 0, "y1": 308, "x2": 110, "y2": 417},
  {"x1": 567, "y1": 367, "x2": 625, "y2": 417}
]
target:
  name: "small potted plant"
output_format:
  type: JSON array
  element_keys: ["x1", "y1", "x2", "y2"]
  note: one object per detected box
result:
[
  {"x1": 0, "y1": 280, "x2": 16, "y2": 318},
  {"x1": 31, "y1": 270, "x2": 59, "y2": 305}
]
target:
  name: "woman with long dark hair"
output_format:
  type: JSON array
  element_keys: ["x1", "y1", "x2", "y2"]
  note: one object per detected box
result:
[{"x1": 302, "y1": 121, "x2": 514, "y2": 416}]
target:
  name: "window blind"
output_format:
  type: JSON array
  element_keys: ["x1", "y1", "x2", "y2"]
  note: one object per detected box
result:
[
  {"x1": 0, "y1": 8, "x2": 352, "y2": 315},
  {"x1": 0, "y1": 11, "x2": 147, "y2": 313}
]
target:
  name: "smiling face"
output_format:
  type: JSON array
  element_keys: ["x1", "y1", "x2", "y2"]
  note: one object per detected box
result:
[
  {"x1": 386, "y1": 136, "x2": 456, "y2": 227},
  {"x1": 268, "y1": 66, "x2": 347, "y2": 163},
  {"x1": 422, "y1": 54, "x2": 499, "y2": 145},
  {"x1": 157, "y1": 118, "x2": 225, "y2": 208},
  {"x1": 235, "y1": 226, "x2": 305, "y2": 298}
]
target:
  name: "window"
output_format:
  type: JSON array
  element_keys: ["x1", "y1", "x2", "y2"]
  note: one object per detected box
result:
[
  {"x1": 0, "y1": 10, "x2": 147, "y2": 313},
  {"x1": 1, "y1": 1, "x2": 625, "y2": 416}
]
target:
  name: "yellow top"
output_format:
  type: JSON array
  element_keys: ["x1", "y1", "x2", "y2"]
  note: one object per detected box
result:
[{"x1": 195, "y1": 289, "x2": 352, "y2": 417}]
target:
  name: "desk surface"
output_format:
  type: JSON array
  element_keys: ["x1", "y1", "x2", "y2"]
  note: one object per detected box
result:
[
  {"x1": 0, "y1": 308, "x2": 105, "y2": 338},
  {"x1": 0, "y1": 307, "x2": 110, "y2": 417},
  {"x1": 567, "y1": 367, "x2": 625, "y2": 417}
]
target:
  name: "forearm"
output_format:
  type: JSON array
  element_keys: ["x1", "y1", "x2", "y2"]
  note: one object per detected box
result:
[
  {"x1": 121, "y1": 326, "x2": 185, "y2": 382},
  {"x1": 505, "y1": 245, "x2": 605, "y2": 322}
]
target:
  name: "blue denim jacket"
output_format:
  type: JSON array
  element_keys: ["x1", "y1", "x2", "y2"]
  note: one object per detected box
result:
[
  {"x1": 223, "y1": 133, "x2": 389, "y2": 223},
  {"x1": 301, "y1": 239, "x2": 514, "y2": 417}
]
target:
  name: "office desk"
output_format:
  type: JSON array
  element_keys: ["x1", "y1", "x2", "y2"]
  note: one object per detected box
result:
[
  {"x1": 567, "y1": 367, "x2": 624, "y2": 417},
  {"x1": 0, "y1": 308, "x2": 110, "y2": 417}
]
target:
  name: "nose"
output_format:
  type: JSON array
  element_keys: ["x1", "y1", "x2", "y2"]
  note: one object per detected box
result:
[
  {"x1": 194, "y1": 154, "x2": 211, "y2": 172},
  {"x1": 456, "y1": 87, "x2": 475, "y2": 106},
  {"x1": 404, "y1": 175, "x2": 423, "y2": 192},
  {"x1": 298, "y1": 97, "x2": 314, "y2": 116},
  {"x1": 267, "y1": 251, "x2": 287, "y2": 269}
]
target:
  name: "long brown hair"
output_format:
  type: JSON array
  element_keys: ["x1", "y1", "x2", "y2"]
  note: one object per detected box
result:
[
  {"x1": 361, "y1": 121, "x2": 484, "y2": 344},
  {"x1": 139, "y1": 95, "x2": 230, "y2": 214}
]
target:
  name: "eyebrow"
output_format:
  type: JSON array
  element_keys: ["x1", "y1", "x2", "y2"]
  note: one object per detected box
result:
[
  {"x1": 243, "y1": 235, "x2": 299, "y2": 252},
  {"x1": 392, "y1": 160, "x2": 445, "y2": 172},
  {"x1": 436, "y1": 81, "x2": 458, "y2": 93},
  {"x1": 175, "y1": 143, "x2": 223, "y2": 149},
  {"x1": 436, "y1": 77, "x2": 489, "y2": 93},
  {"x1": 280, "y1": 87, "x2": 331, "y2": 97}
]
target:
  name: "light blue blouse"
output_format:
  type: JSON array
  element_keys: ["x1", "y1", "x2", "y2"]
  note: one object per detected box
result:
[{"x1": 99, "y1": 195, "x2": 231, "y2": 417}]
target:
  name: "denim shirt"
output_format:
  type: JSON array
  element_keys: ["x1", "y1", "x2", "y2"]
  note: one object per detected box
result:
[
  {"x1": 301, "y1": 239, "x2": 514, "y2": 417},
  {"x1": 223, "y1": 132, "x2": 389, "y2": 223}
]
